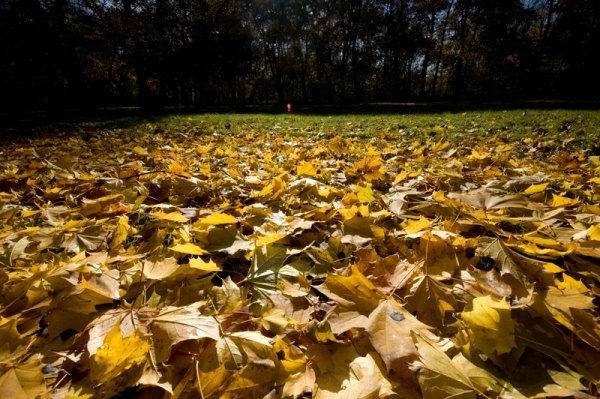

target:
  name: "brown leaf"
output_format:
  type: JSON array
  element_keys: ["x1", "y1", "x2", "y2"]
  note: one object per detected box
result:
[
  {"x1": 405, "y1": 276, "x2": 457, "y2": 328},
  {"x1": 366, "y1": 299, "x2": 430, "y2": 382},
  {"x1": 0, "y1": 362, "x2": 46, "y2": 399},
  {"x1": 150, "y1": 302, "x2": 220, "y2": 363}
]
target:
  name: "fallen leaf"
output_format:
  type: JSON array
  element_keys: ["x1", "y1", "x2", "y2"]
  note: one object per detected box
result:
[
  {"x1": 200, "y1": 212, "x2": 239, "y2": 225},
  {"x1": 171, "y1": 242, "x2": 208, "y2": 255},
  {"x1": 90, "y1": 320, "x2": 150, "y2": 386},
  {"x1": 462, "y1": 295, "x2": 517, "y2": 355},
  {"x1": 150, "y1": 303, "x2": 220, "y2": 363}
]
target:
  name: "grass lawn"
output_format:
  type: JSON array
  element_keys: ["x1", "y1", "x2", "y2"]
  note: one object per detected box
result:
[{"x1": 3, "y1": 103, "x2": 600, "y2": 153}]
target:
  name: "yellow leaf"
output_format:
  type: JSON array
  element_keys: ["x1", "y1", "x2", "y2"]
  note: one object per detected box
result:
[
  {"x1": 405, "y1": 276, "x2": 457, "y2": 328},
  {"x1": 411, "y1": 330, "x2": 475, "y2": 395},
  {"x1": 550, "y1": 194, "x2": 579, "y2": 207},
  {"x1": 470, "y1": 150, "x2": 490, "y2": 160},
  {"x1": 199, "y1": 212, "x2": 239, "y2": 225},
  {"x1": 393, "y1": 170, "x2": 408, "y2": 185},
  {"x1": 189, "y1": 257, "x2": 221, "y2": 271},
  {"x1": 90, "y1": 320, "x2": 150, "y2": 386},
  {"x1": 557, "y1": 274, "x2": 588, "y2": 293},
  {"x1": 588, "y1": 177, "x2": 600, "y2": 184},
  {"x1": 217, "y1": 361, "x2": 278, "y2": 398},
  {"x1": 587, "y1": 224, "x2": 600, "y2": 241},
  {"x1": 544, "y1": 263, "x2": 566, "y2": 273},
  {"x1": 256, "y1": 233, "x2": 287, "y2": 247},
  {"x1": 274, "y1": 336, "x2": 307, "y2": 374},
  {"x1": 317, "y1": 265, "x2": 383, "y2": 315},
  {"x1": 0, "y1": 318, "x2": 29, "y2": 360},
  {"x1": 255, "y1": 174, "x2": 287, "y2": 200},
  {"x1": 80, "y1": 275, "x2": 117, "y2": 299},
  {"x1": 305, "y1": 319, "x2": 344, "y2": 343},
  {"x1": 366, "y1": 300, "x2": 430, "y2": 374},
  {"x1": 20, "y1": 209, "x2": 41, "y2": 217},
  {"x1": 523, "y1": 182, "x2": 549, "y2": 195},
  {"x1": 198, "y1": 365, "x2": 233, "y2": 398},
  {"x1": 260, "y1": 308, "x2": 289, "y2": 333},
  {"x1": 109, "y1": 215, "x2": 130, "y2": 248},
  {"x1": 63, "y1": 385, "x2": 95, "y2": 399},
  {"x1": 168, "y1": 161, "x2": 191, "y2": 177},
  {"x1": 516, "y1": 243, "x2": 568, "y2": 258},
  {"x1": 521, "y1": 234, "x2": 561, "y2": 247},
  {"x1": 132, "y1": 146, "x2": 146, "y2": 155},
  {"x1": 282, "y1": 365, "x2": 315, "y2": 399},
  {"x1": 401, "y1": 215, "x2": 430, "y2": 234},
  {"x1": 432, "y1": 140, "x2": 450, "y2": 152},
  {"x1": 356, "y1": 184, "x2": 375, "y2": 203},
  {"x1": 461, "y1": 296, "x2": 516, "y2": 355},
  {"x1": 150, "y1": 209, "x2": 189, "y2": 223},
  {"x1": 0, "y1": 362, "x2": 46, "y2": 399},
  {"x1": 63, "y1": 219, "x2": 90, "y2": 230},
  {"x1": 297, "y1": 162, "x2": 319, "y2": 176},
  {"x1": 171, "y1": 242, "x2": 208, "y2": 255},
  {"x1": 529, "y1": 288, "x2": 595, "y2": 332},
  {"x1": 432, "y1": 190, "x2": 446, "y2": 202},
  {"x1": 306, "y1": 344, "x2": 398, "y2": 398},
  {"x1": 143, "y1": 256, "x2": 182, "y2": 279}
]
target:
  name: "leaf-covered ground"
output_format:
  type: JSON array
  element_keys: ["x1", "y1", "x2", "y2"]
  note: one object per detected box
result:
[{"x1": 1, "y1": 110, "x2": 600, "y2": 398}]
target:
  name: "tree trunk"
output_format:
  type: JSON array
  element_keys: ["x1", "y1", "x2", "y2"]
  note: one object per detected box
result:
[
  {"x1": 30, "y1": 0, "x2": 88, "y2": 107},
  {"x1": 431, "y1": 0, "x2": 454, "y2": 98},
  {"x1": 420, "y1": 9, "x2": 436, "y2": 98},
  {"x1": 122, "y1": 0, "x2": 150, "y2": 110}
]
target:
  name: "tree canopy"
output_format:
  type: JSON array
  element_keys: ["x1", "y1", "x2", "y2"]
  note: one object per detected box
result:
[{"x1": 1, "y1": 0, "x2": 599, "y2": 110}]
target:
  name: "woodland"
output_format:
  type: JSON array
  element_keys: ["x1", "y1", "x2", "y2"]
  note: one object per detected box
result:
[{"x1": 1, "y1": 0, "x2": 599, "y2": 110}]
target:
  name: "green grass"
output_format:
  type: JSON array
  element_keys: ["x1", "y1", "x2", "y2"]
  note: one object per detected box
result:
[{"x1": 2, "y1": 103, "x2": 600, "y2": 151}]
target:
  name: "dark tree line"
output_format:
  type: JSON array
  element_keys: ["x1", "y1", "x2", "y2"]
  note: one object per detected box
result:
[{"x1": 1, "y1": 0, "x2": 598, "y2": 110}]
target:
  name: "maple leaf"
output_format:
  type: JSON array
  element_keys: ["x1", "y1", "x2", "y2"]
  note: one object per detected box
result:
[
  {"x1": 150, "y1": 208, "x2": 189, "y2": 223},
  {"x1": 142, "y1": 255, "x2": 182, "y2": 279},
  {"x1": 61, "y1": 225, "x2": 109, "y2": 252},
  {"x1": 405, "y1": 275, "x2": 457, "y2": 328},
  {"x1": 0, "y1": 362, "x2": 46, "y2": 399},
  {"x1": 211, "y1": 276, "x2": 244, "y2": 313},
  {"x1": 150, "y1": 302, "x2": 220, "y2": 362},
  {"x1": 213, "y1": 360, "x2": 279, "y2": 398},
  {"x1": 528, "y1": 288, "x2": 595, "y2": 332},
  {"x1": 90, "y1": 320, "x2": 150, "y2": 386},
  {"x1": 315, "y1": 265, "x2": 385, "y2": 334},
  {"x1": 189, "y1": 256, "x2": 221, "y2": 272},
  {"x1": 462, "y1": 295, "x2": 517, "y2": 355},
  {"x1": 200, "y1": 212, "x2": 239, "y2": 225},
  {"x1": 366, "y1": 299, "x2": 431, "y2": 381},
  {"x1": 448, "y1": 188, "x2": 527, "y2": 210},
  {"x1": 401, "y1": 215, "x2": 430, "y2": 234},
  {"x1": 170, "y1": 242, "x2": 208, "y2": 255},
  {"x1": 308, "y1": 344, "x2": 399, "y2": 399},
  {"x1": 411, "y1": 330, "x2": 477, "y2": 397},
  {"x1": 0, "y1": 317, "x2": 31, "y2": 361},
  {"x1": 477, "y1": 237, "x2": 554, "y2": 289},
  {"x1": 109, "y1": 214, "x2": 132, "y2": 248},
  {"x1": 247, "y1": 243, "x2": 288, "y2": 295}
]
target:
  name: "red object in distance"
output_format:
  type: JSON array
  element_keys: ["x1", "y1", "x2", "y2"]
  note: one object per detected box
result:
[{"x1": 287, "y1": 103, "x2": 291, "y2": 113}]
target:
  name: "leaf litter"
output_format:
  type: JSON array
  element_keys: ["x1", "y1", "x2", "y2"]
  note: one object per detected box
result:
[{"x1": 0, "y1": 126, "x2": 599, "y2": 398}]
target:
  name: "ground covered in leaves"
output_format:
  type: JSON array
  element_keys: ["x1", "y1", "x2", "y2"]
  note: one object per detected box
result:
[{"x1": 1, "y1": 114, "x2": 600, "y2": 399}]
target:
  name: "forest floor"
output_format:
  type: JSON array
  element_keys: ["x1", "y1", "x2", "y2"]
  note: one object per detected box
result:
[{"x1": 1, "y1": 104, "x2": 599, "y2": 398}]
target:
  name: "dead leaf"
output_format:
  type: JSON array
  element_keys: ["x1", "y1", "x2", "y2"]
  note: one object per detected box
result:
[
  {"x1": 90, "y1": 320, "x2": 150, "y2": 386},
  {"x1": 462, "y1": 295, "x2": 517, "y2": 355}
]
